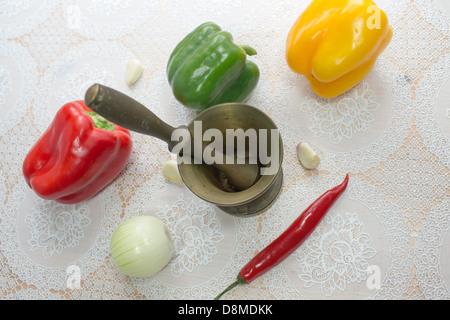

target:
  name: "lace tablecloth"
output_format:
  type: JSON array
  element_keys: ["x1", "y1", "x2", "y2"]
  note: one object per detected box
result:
[{"x1": 1, "y1": 0, "x2": 449, "y2": 300}]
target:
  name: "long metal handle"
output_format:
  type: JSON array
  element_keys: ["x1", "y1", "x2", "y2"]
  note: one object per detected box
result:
[
  {"x1": 85, "y1": 83, "x2": 177, "y2": 150},
  {"x1": 85, "y1": 83, "x2": 260, "y2": 190}
]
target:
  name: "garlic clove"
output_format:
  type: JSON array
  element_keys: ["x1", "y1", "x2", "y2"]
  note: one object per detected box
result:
[
  {"x1": 125, "y1": 59, "x2": 143, "y2": 85},
  {"x1": 162, "y1": 159, "x2": 183, "y2": 184},
  {"x1": 296, "y1": 142, "x2": 320, "y2": 169}
]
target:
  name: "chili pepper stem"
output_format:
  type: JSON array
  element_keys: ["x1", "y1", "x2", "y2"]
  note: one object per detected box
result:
[
  {"x1": 214, "y1": 281, "x2": 239, "y2": 300},
  {"x1": 214, "y1": 274, "x2": 247, "y2": 300}
]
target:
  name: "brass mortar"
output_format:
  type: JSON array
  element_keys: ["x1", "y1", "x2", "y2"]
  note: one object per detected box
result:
[{"x1": 178, "y1": 103, "x2": 283, "y2": 216}]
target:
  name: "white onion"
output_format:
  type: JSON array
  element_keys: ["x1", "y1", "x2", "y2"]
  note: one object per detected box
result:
[{"x1": 110, "y1": 215, "x2": 174, "y2": 277}]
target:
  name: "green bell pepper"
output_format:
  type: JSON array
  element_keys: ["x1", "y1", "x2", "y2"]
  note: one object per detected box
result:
[{"x1": 167, "y1": 22, "x2": 260, "y2": 112}]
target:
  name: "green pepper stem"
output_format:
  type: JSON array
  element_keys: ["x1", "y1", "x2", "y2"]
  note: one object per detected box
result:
[
  {"x1": 214, "y1": 274, "x2": 247, "y2": 300},
  {"x1": 240, "y1": 45, "x2": 257, "y2": 56}
]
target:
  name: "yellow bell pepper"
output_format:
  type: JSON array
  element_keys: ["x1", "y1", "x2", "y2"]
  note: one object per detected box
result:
[{"x1": 286, "y1": 0, "x2": 393, "y2": 98}]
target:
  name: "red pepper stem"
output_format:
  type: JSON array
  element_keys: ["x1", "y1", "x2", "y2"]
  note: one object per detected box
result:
[
  {"x1": 214, "y1": 274, "x2": 247, "y2": 300},
  {"x1": 85, "y1": 111, "x2": 115, "y2": 131}
]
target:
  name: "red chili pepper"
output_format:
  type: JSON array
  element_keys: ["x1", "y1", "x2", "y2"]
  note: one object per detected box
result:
[
  {"x1": 215, "y1": 174, "x2": 349, "y2": 300},
  {"x1": 23, "y1": 100, "x2": 132, "y2": 204}
]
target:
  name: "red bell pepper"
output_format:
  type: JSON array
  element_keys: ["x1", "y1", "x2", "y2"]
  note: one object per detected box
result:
[{"x1": 23, "y1": 100, "x2": 132, "y2": 204}]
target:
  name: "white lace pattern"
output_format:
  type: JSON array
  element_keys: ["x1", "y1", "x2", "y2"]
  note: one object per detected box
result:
[{"x1": 0, "y1": 0, "x2": 449, "y2": 300}]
